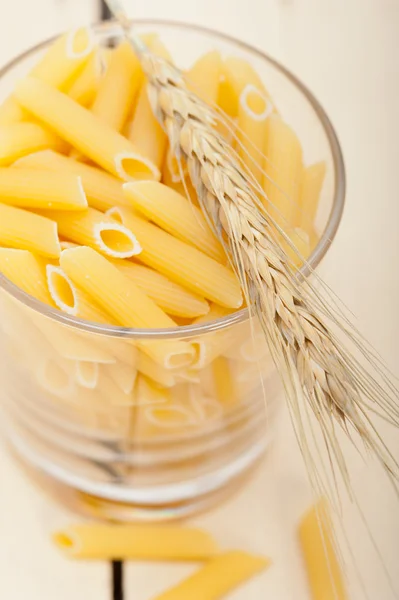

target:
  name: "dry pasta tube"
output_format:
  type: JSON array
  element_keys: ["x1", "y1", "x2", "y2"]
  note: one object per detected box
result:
[
  {"x1": 299, "y1": 499, "x2": 347, "y2": 600},
  {"x1": 123, "y1": 181, "x2": 225, "y2": 262},
  {"x1": 0, "y1": 122, "x2": 67, "y2": 166},
  {"x1": 0, "y1": 168, "x2": 87, "y2": 210},
  {"x1": 152, "y1": 551, "x2": 270, "y2": 600},
  {"x1": 14, "y1": 77, "x2": 160, "y2": 182},
  {"x1": 0, "y1": 27, "x2": 95, "y2": 125},
  {"x1": 161, "y1": 148, "x2": 198, "y2": 203},
  {"x1": 185, "y1": 50, "x2": 222, "y2": 105},
  {"x1": 127, "y1": 83, "x2": 167, "y2": 172},
  {"x1": 103, "y1": 361, "x2": 137, "y2": 395},
  {"x1": 218, "y1": 56, "x2": 269, "y2": 118},
  {"x1": 191, "y1": 304, "x2": 237, "y2": 369},
  {"x1": 211, "y1": 356, "x2": 239, "y2": 408},
  {"x1": 137, "y1": 352, "x2": 176, "y2": 388},
  {"x1": 237, "y1": 83, "x2": 274, "y2": 184},
  {"x1": 41, "y1": 207, "x2": 141, "y2": 259},
  {"x1": 0, "y1": 203, "x2": 60, "y2": 258},
  {"x1": 134, "y1": 374, "x2": 171, "y2": 406},
  {"x1": 74, "y1": 360, "x2": 99, "y2": 389},
  {"x1": 0, "y1": 248, "x2": 54, "y2": 306},
  {"x1": 53, "y1": 523, "x2": 218, "y2": 560},
  {"x1": 280, "y1": 228, "x2": 311, "y2": 269},
  {"x1": 13, "y1": 150, "x2": 131, "y2": 212},
  {"x1": 263, "y1": 115, "x2": 303, "y2": 229},
  {"x1": 111, "y1": 259, "x2": 209, "y2": 318},
  {"x1": 112, "y1": 208, "x2": 242, "y2": 309},
  {"x1": 66, "y1": 50, "x2": 104, "y2": 107},
  {"x1": 91, "y1": 41, "x2": 143, "y2": 132},
  {"x1": 299, "y1": 161, "x2": 326, "y2": 234},
  {"x1": 60, "y1": 246, "x2": 195, "y2": 368}
]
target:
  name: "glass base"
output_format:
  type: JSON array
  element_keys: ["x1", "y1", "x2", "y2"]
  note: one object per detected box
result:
[{"x1": 6, "y1": 428, "x2": 269, "y2": 521}]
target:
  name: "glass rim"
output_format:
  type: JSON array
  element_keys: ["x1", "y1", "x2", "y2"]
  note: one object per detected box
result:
[{"x1": 0, "y1": 18, "x2": 346, "y2": 340}]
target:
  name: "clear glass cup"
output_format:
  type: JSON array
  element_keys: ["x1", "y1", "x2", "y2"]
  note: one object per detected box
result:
[{"x1": 0, "y1": 20, "x2": 345, "y2": 521}]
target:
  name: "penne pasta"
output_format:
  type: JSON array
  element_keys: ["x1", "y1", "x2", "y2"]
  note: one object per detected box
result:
[
  {"x1": 111, "y1": 259, "x2": 209, "y2": 318},
  {"x1": 104, "y1": 361, "x2": 137, "y2": 395},
  {"x1": 74, "y1": 360, "x2": 99, "y2": 389},
  {"x1": 191, "y1": 305, "x2": 237, "y2": 369},
  {"x1": 91, "y1": 41, "x2": 143, "y2": 132},
  {"x1": 123, "y1": 181, "x2": 225, "y2": 262},
  {"x1": 299, "y1": 161, "x2": 326, "y2": 233},
  {"x1": 185, "y1": 50, "x2": 222, "y2": 105},
  {"x1": 53, "y1": 523, "x2": 218, "y2": 560},
  {"x1": 127, "y1": 83, "x2": 167, "y2": 172},
  {"x1": 237, "y1": 84, "x2": 274, "y2": 184},
  {"x1": 137, "y1": 352, "x2": 176, "y2": 388},
  {"x1": 263, "y1": 115, "x2": 303, "y2": 230},
  {"x1": 0, "y1": 27, "x2": 95, "y2": 126},
  {"x1": 14, "y1": 77, "x2": 160, "y2": 182},
  {"x1": 36, "y1": 357, "x2": 75, "y2": 399},
  {"x1": 60, "y1": 246, "x2": 195, "y2": 368},
  {"x1": 0, "y1": 203, "x2": 60, "y2": 258},
  {"x1": 46, "y1": 264, "x2": 116, "y2": 323},
  {"x1": 0, "y1": 168, "x2": 87, "y2": 210},
  {"x1": 13, "y1": 150, "x2": 130, "y2": 212},
  {"x1": 282, "y1": 228, "x2": 311, "y2": 269},
  {"x1": 0, "y1": 122, "x2": 67, "y2": 166},
  {"x1": 112, "y1": 208, "x2": 242, "y2": 309},
  {"x1": 40, "y1": 207, "x2": 141, "y2": 259},
  {"x1": 97, "y1": 369, "x2": 134, "y2": 406},
  {"x1": 218, "y1": 56, "x2": 268, "y2": 118},
  {"x1": 151, "y1": 551, "x2": 270, "y2": 600},
  {"x1": 67, "y1": 50, "x2": 104, "y2": 107},
  {"x1": 211, "y1": 356, "x2": 239, "y2": 407},
  {"x1": 0, "y1": 248, "x2": 54, "y2": 305},
  {"x1": 161, "y1": 149, "x2": 198, "y2": 203},
  {"x1": 299, "y1": 499, "x2": 347, "y2": 600},
  {"x1": 134, "y1": 374, "x2": 170, "y2": 406}
]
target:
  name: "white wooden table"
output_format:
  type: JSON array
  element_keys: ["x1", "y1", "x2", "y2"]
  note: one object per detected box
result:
[{"x1": 0, "y1": 1, "x2": 398, "y2": 598}]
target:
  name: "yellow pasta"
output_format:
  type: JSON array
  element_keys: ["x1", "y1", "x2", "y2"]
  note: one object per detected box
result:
[
  {"x1": 186, "y1": 50, "x2": 222, "y2": 104},
  {"x1": 299, "y1": 499, "x2": 347, "y2": 600},
  {"x1": 137, "y1": 352, "x2": 176, "y2": 388},
  {"x1": 0, "y1": 168, "x2": 87, "y2": 210},
  {"x1": 40, "y1": 207, "x2": 141, "y2": 259},
  {"x1": 74, "y1": 360, "x2": 99, "y2": 389},
  {"x1": 299, "y1": 161, "x2": 326, "y2": 234},
  {"x1": 237, "y1": 84, "x2": 274, "y2": 184},
  {"x1": 53, "y1": 523, "x2": 218, "y2": 560},
  {"x1": 123, "y1": 181, "x2": 225, "y2": 262},
  {"x1": 127, "y1": 83, "x2": 167, "y2": 172},
  {"x1": 161, "y1": 149, "x2": 198, "y2": 203},
  {"x1": 67, "y1": 51, "x2": 104, "y2": 107},
  {"x1": 13, "y1": 150, "x2": 130, "y2": 212},
  {"x1": 0, "y1": 248, "x2": 54, "y2": 305},
  {"x1": 218, "y1": 56, "x2": 268, "y2": 118},
  {"x1": 263, "y1": 115, "x2": 303, "y2": 229},
  {"x1": 282, "y1": 228, "x2": 311, "y2": 269},
  {"x1": 91, "y1": 41, "x2": 143, "y2": 132},
  {"x1": 104, "y1": 361, "x2": 137, "y2": 395},
  {"x1": 0, "y1": 27, "x2": 94, "y2": 126},
  {"x1": 0, "y1": 122, "x2": 67, "y2": 166},
  {"x1": 14, "y1": 77, "x2": 160, "y2": 181},
  {"x1": 152, "y1": 551, "x2": 269, "y2": 600},
  {"x1": 134, "y1": 374, "x2": 170, "y2": 406},
  {"x1": 0, "y1": 203, "x2": 60, "y2": 258},
  {"x1": 112, "y1": 208, "x2": 242, "y2": 309},
  {"x1": 212, "y1": 356, "x2": 239, "y2": 408},
  {"x1": 111, "y1": 260, "x2": 209, "y2": 318},
  {"x1": 60, "y1": 246, "x2": 195, "y2": 368}
]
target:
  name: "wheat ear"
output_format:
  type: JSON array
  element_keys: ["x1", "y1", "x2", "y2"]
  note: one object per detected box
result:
[{"x1": 105, "y1": 1, "x2": 399, "y2": 491}]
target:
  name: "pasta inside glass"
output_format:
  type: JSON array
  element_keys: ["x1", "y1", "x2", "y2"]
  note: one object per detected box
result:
[{"x1": 0, "y1": 20, "x2": 344, "y2": 520}]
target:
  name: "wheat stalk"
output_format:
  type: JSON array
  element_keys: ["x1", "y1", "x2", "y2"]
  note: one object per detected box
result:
[{"x1": 104, "y1": 1, "x2": 399, "y2": 494}]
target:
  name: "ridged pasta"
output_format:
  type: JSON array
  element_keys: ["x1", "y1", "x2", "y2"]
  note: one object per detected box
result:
[
  {"x1": 137, "y1": 352, "x2": 176, "y2": 388},
  {"x1": 263, "y1": 115, "x2": 303, "y2": 229},
  {"x1": 103, "y1": 361, "x2": 137, "y2": 395},
  {"x1": 66, "y1": 50, "x2": 104, "y2": 107},
  {"x1": 112, "y1": 259, "x2": 209, "y2": 318},
  {"x1": 0, "y1": 122, "x2": 67, "y2": 166},
  {"x1": 218, "y1": 56, "x2": 268, "y2": 118},
  {"x1": 0, "y1": 27, "x2": 95, "y2": 125},
  {"x1": 0, "y1": 203, "x2": 60, "y2": 258},
  {"x1": 91, "y1": 41, "x2": 143, "y2": 132},
  {"x1": 40, "y1": 207, "x2": 141, "y2": 259},
  {"x1": 112, "y1": 208, "x2": 242, "y2": 309},
  {"x1": 186, "y1": 50, "x2": 222, "y2": 105},
  {"x1": 0, "y1": 248, "x2": 54, "y2": 305},
  {"x1": 0, "y1": 168, "x2": 87, "y2": 210},
  {"x1": 13, "y1": 149, "x2": 130, "y2": 212},
  {"x1": 123, "y1": 181, "x2": 225, "y2": 262},
  {"x1": 14, "y1": 77, "x2": 160, "y2": 182},
  {"x1": 60, "y1": 246, "x2": 195, "y2": 368}
]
